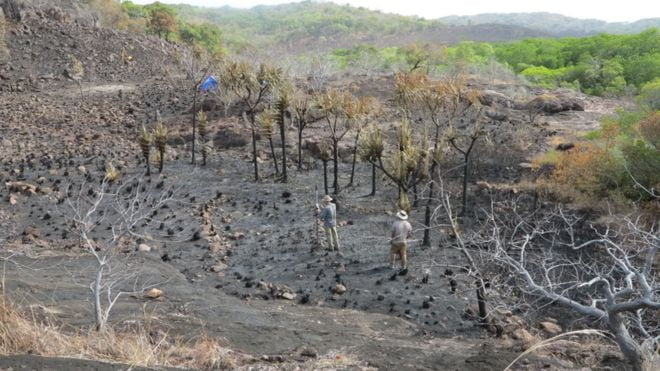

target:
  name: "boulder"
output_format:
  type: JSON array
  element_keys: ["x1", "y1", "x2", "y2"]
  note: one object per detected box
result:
[
  {"x1": 479, "y1": 90, "x2": 513, "y2": 108},
  {"x1": 137, "y1": 243, "x2": 151, "y2": 252},
  {"x1": 144, "y1": 288, "x2": 163, "y2": 299},
  {"x1": 334, "y1": 283, "x2": 347, "y2": 295},
  {"x1": 521, "y1": 94, "x2": 585, "y2": 115},
  {"x1": 512, "y1": 328, "x2": 536, "y2": 348},
  {"x1": 210, "y1": 262, "x2": 227, "y2": 272},
  {"x1": 523, "y1": 94, "x2": 563, "y2": 114},
  {"x1": 485, "y1": 109, "x2": 508, "y2": 121},
  {"x1": 540, "y1": 321, "x2": 562, "y2": 335},
  {"x1": 214, "y1": 126, "x2": 250, "y2": 148}
]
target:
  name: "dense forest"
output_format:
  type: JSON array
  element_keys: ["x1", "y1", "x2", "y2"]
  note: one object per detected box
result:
[{"x1": 333, "y1": 29, "x2": 660, "y2": 97}]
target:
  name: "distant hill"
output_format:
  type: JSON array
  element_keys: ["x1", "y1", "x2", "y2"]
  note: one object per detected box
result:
[
  {"x1": 169, "y1": 1, "x2": 550, "y2": 52},
  {"x1": 438, "y1": 13, "x2": 660, "y2": 37}
]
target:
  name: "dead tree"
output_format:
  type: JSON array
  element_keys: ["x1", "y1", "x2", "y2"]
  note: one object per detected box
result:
[
  {"x1": 163, "y1": 46, "x2": 213, "y2": 165},
  {"x1": 292, "y1": 89, "x2": 312, "y2": 170},
  {"x1": 446, "y1": 98, "x2": 486, "y2": 216},
  {"x1": 316, "y1": 89, "x2": 357, "y2": 194},
  {"x1": 66, "y1": 177, "x2": 176, "y2": 332},
  {"x1": 474, "y1": 202, "x2": 660, "y2": 371},
  {"x1": 348, "y1": 97, "x2": 381, "y2": 188}
]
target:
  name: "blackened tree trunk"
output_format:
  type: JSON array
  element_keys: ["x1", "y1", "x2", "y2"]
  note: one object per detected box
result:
[
  {"x1": 322, "y1": 159, "x2": 329, "y2": 195},
  {"x1": 298, "y1": 128, "x2": 304, "y2": 170},
  {"x1": 422, "y1": 173, "x2": 434, "y2": 247},
  {"x1": 250, "y1": 112, "x2": 259, "y2": 182},
  {"x1": 192, "y1": 89, "x2": 198, "y2": 165},
  {"x1": 370, "y1": 162, "x2": 376, "y2": 196},
  {"x1": 412, "y1": 181, "x2": 419, "y2": 207},
  {"x1": 279, "y1": 112, "x2": 288, "y2": 182},
  {"x1": 348, "y1": 132, "x2": 360, "y2": 187},
  {"x1": 476, "y1": 285, "x2": 488, "y2": 325},
  {"x1": 332, "y1": 139, "x2": 340, "y2": 194},
  {"x1": 158, "y1": 149, "x2": 164, "y2": 174},
  {"x1": 461, "y1": 152, "x2": 470, "y2": 215},
  {"x1": 269, "y1": 137, "x2": 279, "y2": 176}
]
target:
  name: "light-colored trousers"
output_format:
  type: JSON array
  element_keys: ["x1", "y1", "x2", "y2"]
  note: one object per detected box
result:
[{"x1": 324, "y1": 226, "x2": 340, "y2": 250}]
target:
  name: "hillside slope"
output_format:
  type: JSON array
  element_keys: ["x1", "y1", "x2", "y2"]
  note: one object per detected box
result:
[
  {"x1": 171, "y1": 1, "x2": 550, "y2": 52},
  {"x1": 439, "y1": 12, "x2": 660, "y2": 36}
]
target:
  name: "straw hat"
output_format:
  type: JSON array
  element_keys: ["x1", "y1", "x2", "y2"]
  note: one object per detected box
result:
[
  {"x1": 396, "y1": 210, "x2": 408, "y2": 220},
  {"x1": 322, "y1": 195, "x2": 333, "y2": 203}
]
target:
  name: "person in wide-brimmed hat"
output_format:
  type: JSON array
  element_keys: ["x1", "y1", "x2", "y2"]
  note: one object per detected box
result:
[
  {"x1": 316, "y1": 195, "x2": 340, "y2": 252},
  {"x1": 389, "y1": 210, "x2": 412, "y2": 271}
]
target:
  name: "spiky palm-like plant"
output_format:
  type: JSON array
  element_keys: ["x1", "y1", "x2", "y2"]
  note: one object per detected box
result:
[
  {"x1": 104, "y1": 162, "x2": 119, "y2": 183},
  {"x1": 359, "y1": 124, "x2": 384, "y2": 196},
  {"x1": 153, "y1": 121, "x2": 168, "y2": 174},
  {"x1": 220, "y1": 61, "x2": 282, "y2": 182},
  {"x1": 138, "y1": 126, "x2": 152, "y2": 176}
]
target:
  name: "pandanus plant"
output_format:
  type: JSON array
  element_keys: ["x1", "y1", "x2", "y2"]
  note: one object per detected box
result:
[
  {"x1": 258, "y1": 110, "x2": 279, "y2": 176},
  {"x1": 359, "y1": 123, "x2": 384, "y2": 196}
]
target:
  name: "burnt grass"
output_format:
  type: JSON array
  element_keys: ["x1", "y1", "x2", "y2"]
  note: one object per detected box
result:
[
  {"x1": 0, "y1": 13, "x2": 630, "y2": 366},
  {"x1": 0, "y1": 78, "x2": 629, "y2": 369}
]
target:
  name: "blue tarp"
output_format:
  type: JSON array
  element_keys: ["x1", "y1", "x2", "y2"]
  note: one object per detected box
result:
[{"x1": 200, "y1": 76, "x2": 218, "y2": 92}]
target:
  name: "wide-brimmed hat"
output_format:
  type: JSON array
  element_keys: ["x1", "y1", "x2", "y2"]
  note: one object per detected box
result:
[
  {"x1": 322, "y1": 195, "x2": 333, "y2": 203},
  {"x1": 396, "y1": 210, "x2": 408, "y2": 220}
]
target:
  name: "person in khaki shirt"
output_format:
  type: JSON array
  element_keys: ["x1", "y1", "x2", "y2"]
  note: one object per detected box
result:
[
  {"x1": 316, "y1": 195, "x2": 340, "y2": 251},
  {"x1": 390, "y1": 210, "x2": 413, "y2": 270}
]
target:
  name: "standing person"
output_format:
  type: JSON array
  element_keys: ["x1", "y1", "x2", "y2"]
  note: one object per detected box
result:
[
  {"x1": 390, "y1": 210, "x2": 413, "y2": 271},
  {"x1": 317, "y1": 195, "x2": 340, "y2": 252}
]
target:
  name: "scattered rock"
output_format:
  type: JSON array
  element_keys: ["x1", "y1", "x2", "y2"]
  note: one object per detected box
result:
[
  {"x1": 334, "y1": 283, "x2": 347, "y2": 295},
  {"x1": 211, "y1": 262, "x2": 227, "y2": 273},
  {"x1": 137, "y1": 243, "x2": 151, "y2": 252},
  {"x1": 23, "y1": 226, "x2": 41, "y2": 239},
  {"x1": 281, "y1": 292, "x2": 296, "y2": 300},
  {"x1": 540, "y1": 321, "x2": 562, "y2": 335},
  {"x1": 6, "y1": 181, "x2": 38, "y2": 195},
  {"x1": 144, "y1": 288, "x2": 163, "y2": 299},
  {"x1": 512, "y1": 328, "x2": 536, "y2": 348}
]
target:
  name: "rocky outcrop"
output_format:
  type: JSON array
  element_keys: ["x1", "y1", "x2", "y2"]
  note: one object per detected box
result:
[{"x1": 520, "y1": 94, "x2": 585, "y2": 114}]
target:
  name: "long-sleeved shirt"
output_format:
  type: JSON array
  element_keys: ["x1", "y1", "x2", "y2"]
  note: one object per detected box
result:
[
  {"x1": 318, "y1": 203, "x2": 337, "y2": 228},
  {"x1": 391, "y1": 220, "x2": 412, "y2": 244}
]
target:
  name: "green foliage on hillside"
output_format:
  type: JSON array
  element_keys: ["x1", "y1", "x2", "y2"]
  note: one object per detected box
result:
[
  {"x1": 494, "y1": 29, "x2": 660, "y2": 95},
  {"x1": 168, "y1": 1, "x2": 443, "y2": 51},
  {"x1": 439, "y1": 12, "x2": 660, "y2": 37},
  {"x1": 84, "y1": 1, "x2": 224, "y2": 55},
  {"x1": 330, "y1": 29, "x2": 660, "y2": 96}
]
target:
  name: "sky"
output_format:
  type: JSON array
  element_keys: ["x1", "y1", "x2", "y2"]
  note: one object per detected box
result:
[{"x1": 130, "y1": 0, "x2": 659, "y2": 22}]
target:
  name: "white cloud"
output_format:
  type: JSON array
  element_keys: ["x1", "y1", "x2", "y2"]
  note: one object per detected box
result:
[{"x1": 129, "y1": 0, "x2": 659, "y2": 22}]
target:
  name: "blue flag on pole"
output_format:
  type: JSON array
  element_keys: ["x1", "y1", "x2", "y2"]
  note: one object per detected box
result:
[{"x1": 200, "y1": 76, "x2": 218, "y2": 92}]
